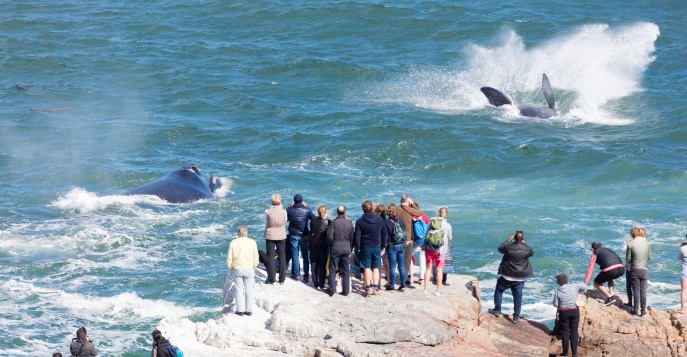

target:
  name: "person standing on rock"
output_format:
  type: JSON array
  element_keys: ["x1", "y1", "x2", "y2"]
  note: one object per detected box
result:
[
  {"x1": 354, "y1": 200, "x2": 388, "y2": 296},
  {"x1": 327, "y1": 205, "x2": 355, "y2": 296},
  {"x1": 552, "y1": 273, "x2": 586, "y2": 357},
  {"x1": 583, "y1": 242, "x2": 625, "y2": 306},
  {"x1": 622, "y1": 228, "x2": 641, "y2": 308},
  {"x1": 227, "y1": 226, "x2": 259, "y2": 316},
  {"x1": 397, "y1": 193, "x2": 426, "y2": 288},
  {"x1": 264, "y1": 193, "x2": 288, "y2": 284},
  {"x1": 488, "y1": 230, "x2": 533, "y2": 324},
  {"x1": 422, "y1": 207, "x2": 452, "y2": 296},
  {"x1": 286, "y1": 194, "x2": 316, "y2": 283},
  {"x1": 308, "y1": 205, "x2": 330, "y2": 290},
  {"x1": 383, "y1": 203, "x2": 407, "y2": 291},
  {"x1": 678, "y1": 235, "x2": 687, "y2": 314},
  {"x1": 626, "y1": 227, "x2": 651, "y2": 317}
]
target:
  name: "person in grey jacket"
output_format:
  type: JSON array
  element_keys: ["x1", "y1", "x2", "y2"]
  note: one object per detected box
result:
[
  {"x1": 326, "y1": 205, "x2": 354, "y2": 296},
  {"x1": 69, "y1": 327, "x2": 97, "y2": 356},
  {"x1": 553, "y1": 274, "x2": 586, "y2": 357}
]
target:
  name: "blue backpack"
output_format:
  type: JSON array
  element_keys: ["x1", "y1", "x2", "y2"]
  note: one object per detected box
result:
[
  {"x1": 167, "y1": 345, "x2": 184, "y2": 357},
  {"x1": 411, "y1": 214, "x2": 429, "y2": 244}
]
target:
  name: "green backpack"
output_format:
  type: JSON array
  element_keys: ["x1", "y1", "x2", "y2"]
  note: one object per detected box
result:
[{"x1": 425, "y1": 218, "x2": 445, "y2": 250}]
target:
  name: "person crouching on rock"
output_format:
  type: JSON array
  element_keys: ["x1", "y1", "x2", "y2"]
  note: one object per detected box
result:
[
  {"x1": 488, "y1": 230, "x2": 533, "y2": 324},
  {"x1": 553, "y1": 273, "x2": 586, "y2": 357},
  {"x1": 354, "y1": 200, "x2": 388, "y2": 296},
  {"x1": 583, "y1": 242, "x2": 625, "y2": 306},
  {"x1": 227, "y1": 225, "x2": 259, "y2": 316}
]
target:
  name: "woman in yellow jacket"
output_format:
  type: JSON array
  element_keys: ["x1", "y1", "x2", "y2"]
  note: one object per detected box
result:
[{"x1": 227, "y1": 226, "x2": 259, "y2": 316}]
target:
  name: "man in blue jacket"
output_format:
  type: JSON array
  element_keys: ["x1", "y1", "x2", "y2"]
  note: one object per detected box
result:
[
  {"x1": 488, "y1": 230, "x2": 534, "y2": 324},
  {"x1": 286, "y1": 194, "x2": 316, "y2": 282},
  {"x1": 354, "y1": 200, "x2": 388, "y2": 296}
]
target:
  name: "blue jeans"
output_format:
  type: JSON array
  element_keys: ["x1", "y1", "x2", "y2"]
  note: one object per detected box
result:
[
  {"x1": 288, "y1": 234, "x2": 309, "y2": 278},
  {"x1": 387, "y1": 243, "x2": 406, "y2": 288},
  {"x1": 493, "y1": 276, "x2": 525, "y2": 317}
]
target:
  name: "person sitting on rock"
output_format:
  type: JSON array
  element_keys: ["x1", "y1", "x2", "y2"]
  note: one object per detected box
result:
[
  {"x1": 488, "y1": 230, "x2": 533, "y2": 324},
  {"x1": 552, "y1": 273, "x2": 586, "y2": 357},
  {"x1": 583, "y1": 242, "x2": 625, "y2": 306},
  {"x1": 69, "y1": 327, "x2": 97, "y2": 356},
  {"x1": 151, "y1": 329, "x2": 174, "y2": 357}
]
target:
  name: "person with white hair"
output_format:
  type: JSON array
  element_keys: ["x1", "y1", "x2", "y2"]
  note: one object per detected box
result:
[{"x1": 227, "y1": 225, "x2": 259, "y2": 316}]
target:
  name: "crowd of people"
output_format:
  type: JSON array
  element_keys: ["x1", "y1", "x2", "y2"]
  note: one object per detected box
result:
[
  {"x1": 56, "y1": 191, "x2": 687, "y2": 357},
  {"x1": 251, "y1": 192, "x2": 453, "y2": 302}
]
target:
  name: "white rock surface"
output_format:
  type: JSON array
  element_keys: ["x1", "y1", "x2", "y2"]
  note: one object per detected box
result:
[{"x1": 156, "y1": 266, "x2": 489, "y2": 356}]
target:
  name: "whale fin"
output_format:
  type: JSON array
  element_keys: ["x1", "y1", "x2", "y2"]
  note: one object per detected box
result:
[
  {"x1": 480, "y1": 87, "x2": 512, "y2": 107},
  {"x1": 542, "y1": 73, "x2": 556, "y2": 110}
]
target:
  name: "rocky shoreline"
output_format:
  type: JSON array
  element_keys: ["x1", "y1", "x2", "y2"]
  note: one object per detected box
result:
[{"x1": 157, "y1": 269, "x2": 687, "y2": 356}]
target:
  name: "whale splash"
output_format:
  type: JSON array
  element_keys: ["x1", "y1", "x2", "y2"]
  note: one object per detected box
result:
[{"x1": 366, "y1": 22, "x2": 659, "y2": 125}]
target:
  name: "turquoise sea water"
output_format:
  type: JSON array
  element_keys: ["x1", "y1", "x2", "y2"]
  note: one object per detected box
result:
[{"x1": 0, "y1": 1, "x2": 685, "y2": 355}]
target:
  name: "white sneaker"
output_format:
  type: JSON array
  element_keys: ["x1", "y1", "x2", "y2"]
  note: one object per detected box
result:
[
  {"x1": 423, "y1": 288, "x2": 430, "y2": 294},
  {"x1": 434, "y1": 290, "x2": 443, "y2": 297}
]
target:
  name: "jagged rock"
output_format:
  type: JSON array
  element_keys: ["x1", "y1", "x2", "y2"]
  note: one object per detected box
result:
[{"x1": 549, "y1": 290, "x2": 686, "y2": 357}]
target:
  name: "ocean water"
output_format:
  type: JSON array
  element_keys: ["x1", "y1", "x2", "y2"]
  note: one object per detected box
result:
[{"x1": 0, "y1": 0, "x2": 685, "y2": 355}]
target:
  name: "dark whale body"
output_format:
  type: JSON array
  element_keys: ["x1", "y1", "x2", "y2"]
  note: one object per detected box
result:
[
  {"x1": 125, "y1": 166, "x2": 222, "y2": 203},
  {"x1": 480, "y1": 73, "x2": 558, "y2": 119}
]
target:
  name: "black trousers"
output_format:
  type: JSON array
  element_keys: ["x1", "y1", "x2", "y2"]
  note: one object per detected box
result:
[
  {"x1": 328, "y1": 254, "x2": 350, "y2": 295},
  {"x1": 266, "y1": 239, "x2": 286, "y2": 283},
  {"x1": 559, "y1": 308, "x2": 580, "y2": 356},
  {"x1": 310, "y1": 243, "x2": 329, "y2": 288}
]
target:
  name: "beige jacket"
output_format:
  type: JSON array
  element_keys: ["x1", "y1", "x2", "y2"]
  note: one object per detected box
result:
[
  {"x1": 227, "y1": 236, "x2": 259, "y2": 270},
  {"x1": 264, "y1": 205, "x2": 287, "y2": 240}
]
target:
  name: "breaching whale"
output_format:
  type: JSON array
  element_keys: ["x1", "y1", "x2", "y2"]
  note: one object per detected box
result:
[
  {"x1": 480, "y1": 73, "x2": 557, "y2": 119},
  {"x1": 125, "y1": 166, "x2": 222, "y2": 203}
]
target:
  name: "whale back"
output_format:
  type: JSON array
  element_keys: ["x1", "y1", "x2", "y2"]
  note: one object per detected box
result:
[
  {"x1": 125, "y1": 167, "x2": 220, "y2": 203},
  {"x1": 480, "y1": 87, "x2": 512, "y2": 107},
  {"x1": 542, "y1": 73, "x2": 556, "y2": 110}
]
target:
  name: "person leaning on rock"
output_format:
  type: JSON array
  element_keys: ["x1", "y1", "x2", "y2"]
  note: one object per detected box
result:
[
  {"x1": 69, "y1": 326, "x2": 97, "y2": 356},
  {"x1": 227, "y1": 225, "x2": 259, "y2": 316},
  {"x1": 583, "y1": 242, "x2": 625, "y2": 306},
  {"x1": 488, "y1": 230, "x2": 534, "y2": 324},
  {"x1": 326, "y1": 205, "x2": 354, "y2": 296},
  {"x1": 553, "y1": 273, "x2": 586, "y2": 357}
]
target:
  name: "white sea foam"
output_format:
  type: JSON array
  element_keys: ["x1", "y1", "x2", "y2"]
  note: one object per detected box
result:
[
  {"x1": 367, "y1": 22, "x2": 659, "y2": 126},
  {"x1": 50, "y1": 187, "x2": 168, "y2": 214}
]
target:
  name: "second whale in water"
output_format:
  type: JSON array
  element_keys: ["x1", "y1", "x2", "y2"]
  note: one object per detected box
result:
[{"x1": 480, "y1": 73, "x2": 558, "y2": 119}]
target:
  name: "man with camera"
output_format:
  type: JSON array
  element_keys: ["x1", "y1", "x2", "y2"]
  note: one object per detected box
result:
[{"x1": 488, "y1": 231, "x2": 534, "y2": 324}]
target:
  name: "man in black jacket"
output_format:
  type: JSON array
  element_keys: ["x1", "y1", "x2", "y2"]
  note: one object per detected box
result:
[
  {"x1": 286, "y1": 194, "x2": 316, "y2": 282},
  {"x1": 326, "y1": 205, "x2": 354, "y2": 296},
  {"x1": 488, "y1": 231, "x2": 533, "y2": 324}
]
